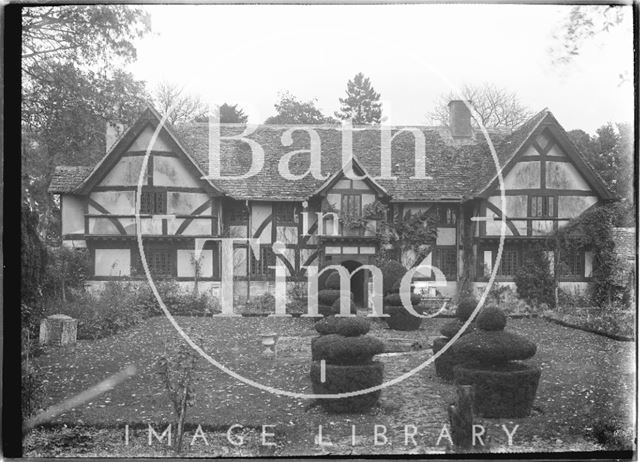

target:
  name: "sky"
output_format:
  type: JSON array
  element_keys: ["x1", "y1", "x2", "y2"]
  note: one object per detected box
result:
[{"x1": 127, "y1": 4, "x2": 634, "y2": 134}]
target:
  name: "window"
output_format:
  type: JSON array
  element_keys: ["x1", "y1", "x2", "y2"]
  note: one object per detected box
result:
[
  {"x1": 497, "y1": 249, "x2": 519, "y2": 277},
  {"x1": 437, "y1": 206, "x2": 457, "y2": 225},
  {"x1": 140, "y1": 189, "x2": 167, "y2": 215},
  {"x1": 341, "y1": 194, "x2": 361, "y2": 217},
  {"x1": 558, "y1": 250, "x2": 584, "y2": 277},
  {"x1": 274, "y1": 202, "x2": 296, "y2": 225},
  {"x1": 250, "y1": 246, "x2": 276, "y2": 277},
  {"x1": 227, "y1": 203, "x2": 248, "y2": 225},
  {"x1": 434, "y1": 247, "x2": 457, "y2": 280},
  {"x1": 132, "y1": 247, "x2": 175, "y2": 278},
  {"x1": 530, "y1": 196, "x2": 554, "y2": 218}
]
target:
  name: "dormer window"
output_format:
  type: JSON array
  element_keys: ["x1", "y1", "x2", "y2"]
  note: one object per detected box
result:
[{"x1": 341, "y1": 194, "x2": 361, "y2": 217}]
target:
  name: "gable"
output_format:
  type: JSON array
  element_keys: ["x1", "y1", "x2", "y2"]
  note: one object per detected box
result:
[
  {"x1": 479, "y1": 114, "x2": 615, "y2": 200},
  {"x1": 75, "y1": 106, "x2": 223, "y2": 196}
]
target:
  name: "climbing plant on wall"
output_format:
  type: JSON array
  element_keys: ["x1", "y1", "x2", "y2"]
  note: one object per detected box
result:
[{"x1": 552, "y1": 203, "x2": 621, "y2": 306}]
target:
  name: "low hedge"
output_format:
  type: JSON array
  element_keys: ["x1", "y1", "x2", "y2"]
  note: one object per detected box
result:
[
  {"x1": 310, "y1": 361, "x2": 384, "y2": 413},
  {"x1": 453, "y1": 362, "x2": 541, "y2": 418},
  {"x1": 315, "y1": 317, "x2": 370, "y2": 336},
  {"x1": 311, "y1": 334, "x2": 385, "y2": 364}
]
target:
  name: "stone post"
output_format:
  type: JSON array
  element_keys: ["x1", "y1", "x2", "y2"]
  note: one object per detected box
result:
[{"x1": 39, "y1": 314, "x2": 78, "y2": 346}]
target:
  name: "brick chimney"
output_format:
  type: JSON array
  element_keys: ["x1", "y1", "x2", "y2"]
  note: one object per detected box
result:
[
  {"x1": 448, "y1": 100, "x2": 472, "y2": 138},
  {"x1": 106, "y1": 121, "x2": 124, "y2": 153}
]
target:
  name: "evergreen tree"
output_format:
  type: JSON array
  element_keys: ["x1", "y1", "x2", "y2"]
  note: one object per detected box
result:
[
  {"x1": 218, "y1": 103, "x2": 248, "y2": 123},
  {"x1": 335, "y1": 73, "x2": 383, "y2": 125}
]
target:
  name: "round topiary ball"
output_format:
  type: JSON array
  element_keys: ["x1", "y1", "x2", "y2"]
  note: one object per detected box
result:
[
  {"x1": 449, "y1": 330, "x2": 537, "y2": 363},
  {"x1": 325, "y1": 271, "x2": 342, "y2": 290},
  {"x1": 330, "y1": 297, "x2": 357, "y2": 315},
  {"x1": 315, "y1": 316, "x2": 370, "y2": 336},
  {"x1": 456, "y1": 297, "x2": 478, "y2": 321},
  {"x1": 318, "y1": 289, "x2": 352, "y2": 306},
  {"x1": 477, "y1": 306, "x2": 507, "y2": 331}
]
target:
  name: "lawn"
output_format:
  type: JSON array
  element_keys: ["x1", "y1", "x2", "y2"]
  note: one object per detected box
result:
[{"x1": 25, "y1": 315, "x2": 635, "y2": 456}]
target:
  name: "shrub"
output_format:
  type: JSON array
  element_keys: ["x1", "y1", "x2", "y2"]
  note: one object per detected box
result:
[
  {"x1": 476, "y1": 306, "x2": 507, "y2": 331},
  {"x1": 384, "y1": 306, "x2": 422, "y2": 331},
  {"x1": 330, "y1": 298, "x2": 357, "y2": 315},
  {"x1": 384, "y1": 293, "x2": 422, "y2": 306},
  {"x1": 318, "y1": 290, "x2": 352, "y2": 306},
  {"x1": 514, "y1": 246, "x2": 555, "y2": 307},
  {"x1": 450, "y1": 330, "x2": 536, "y2": 363},
  {"x1": 456, "y1": 297, "x2": 478, "y2": 321},
  {"x1": 310, "y1": 362, "x2": 383, "y2": 413},
  {"x1": 381, "y1": 260, "x2": 406, "y2": 295},
  {"x1": 587, "y1": 418, "x2": 634, "y2": 451},
  {"x1": 315, "y1": 317, "x2": 370, "y2": 336},
  {"x1": 311, "y1": 334, "x2": 384, "y2": 364},
  {"x1": 440, "y1": 319, "x2": 475, "y2": 338},
  {"x1": 453, "y1": 362, "x2": 541, "y2": 418},
  {"x1": 325, "y1": 272, "x2": 342, "y2": 290},
  {"x1": 244, "y1": 292, "x2": 276, "y2": 314}
]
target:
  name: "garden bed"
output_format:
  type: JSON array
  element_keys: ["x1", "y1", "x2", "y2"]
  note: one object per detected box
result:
[
  {"x1": 543, "y1": 306, "x2": 635, "y2": 341},
  {"x1": 26, "y1": 316, "x2": 634, "y2": 456}
]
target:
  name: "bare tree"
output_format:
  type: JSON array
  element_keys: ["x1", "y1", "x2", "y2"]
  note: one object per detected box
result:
[
  {"x1": 152, "y1": 81, "x2": 209, "y2": 125},
  {"x1": 428, "y1": 83, "x2": 533, "y2": 131}
]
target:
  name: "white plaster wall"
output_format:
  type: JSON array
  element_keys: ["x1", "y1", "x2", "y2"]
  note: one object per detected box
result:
[
  {"x1": 88, "y1": 218, "x2": 120, "y2": 234},
  {"x1": 276, "y1": 226, "x2": 298, "y2": 244},
  {"x1": 99, "y1": 157, "x2": 145, "y2": 186},
  {"x1": 436, "y1": 228, "x2": 456, "y2": 246},
  {"x1": 251, "y1": 203, "x2": 272, "y2": 243},
  {"x1": 153, "y1": 156, "x2": 200, "y2": 188},
  {"x1": 546, "y1": 162, "x2": 591, "y2": 190},
  {"x1": 557, "y1": 196, "x2": 598, "y2": 219},
  {"x1": 62, "y1": 195, "x2": 85, "y2": 235},
  {"x1": 95, "y1": 249, "x2": 131, "y2": 276},
  {"x1": 62, "y1": 239, "x2": 87, "y2": 248},
  {"x1": 167, "y1": 192, "x2": 210, "y2": 214},
  {"x1": 127, "y1": 126, "x2": 173, "y2": 152},
  {"x1": 90, "y1": 191, "x2": 135, "y2": 214},
  {"x1": 180, "y1": 219, "x2": 212, "y2": 236},
  {"x1": 503, "y1": 161, "x2": 540, "y2": 189},
  {"x1": 177, "y1": 249, "x2": 213, "y2": 278}
]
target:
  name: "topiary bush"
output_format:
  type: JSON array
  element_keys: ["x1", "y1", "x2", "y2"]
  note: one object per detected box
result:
[
  {"x1": 476, "y1": 306, "x2": 507, "y2": 331},
  {"x1": 309, "y1": 316, "x2": 384, "y2": 413},
  {"x1": 456, "y1": 297, "x2": 478, "y2": 321},
  {"x1": 310, "y1": 362, "x2": 383, "y2": 413},
  {"x1": 381, "y1": 261, "x2": 423, "y2": 331},
  {"x1": 311, "y1": 334, "x2": 384, "y2": 364},
  {"x1": 315, "y1": 316, "x2": 370, "y2": 336},
  {"x1": 432, "y1": 297, "x2": 480, "y2": 378},
  {"x1": 450, "y1": 307, "x2": 541, "y2": 418}
]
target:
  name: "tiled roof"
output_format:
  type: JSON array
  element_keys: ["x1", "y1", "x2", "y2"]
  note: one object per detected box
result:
[
  {"x1": 48, "y1": 166, "x2": 94, "y2": 194},
  {"x1": 48, "y1": 109, "x2": 551, "y2": 201}
]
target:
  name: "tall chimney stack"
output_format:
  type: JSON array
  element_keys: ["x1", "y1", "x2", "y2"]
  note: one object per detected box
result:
[{"x1": 448, "y1": 100, "x2": 473, "y2": 138}]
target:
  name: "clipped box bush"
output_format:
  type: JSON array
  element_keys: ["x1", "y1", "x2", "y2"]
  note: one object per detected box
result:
[
  {"x1": 451, "y1": 306, "x2": 541, "y2": 418},
  {"x1": 310, "y1": 315, "x2": 384, "y2": 413},
  {"x1": 315, "y1": 316, "x2": 370, "y2": 336},
  {"x1": 318, "y1": 289, "x2": 353, "y2": 306},
  {"x1": 310, "y1": 362, "x2": 383, "y2": 413},
  {"x1": 381, "y1": 261, "x2": 423, "y2": 331},
  {"x1": 331, "y1": 298, "x2": 358, "y2": 315},
  {"x1": 453, "y1": 362, "x2": 541, "y2": 418},
  {"x1": 312, "y1": 334, "x2": 384, "y2": 364},
  {"x1": 384, "y1": 293, "x2": 422, "y2": 306},
  {"x1": 456, "y1": 297, "x2": 479, "y2": 321}
]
